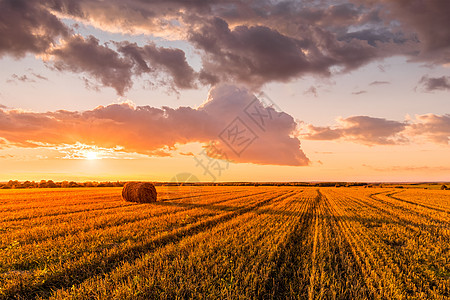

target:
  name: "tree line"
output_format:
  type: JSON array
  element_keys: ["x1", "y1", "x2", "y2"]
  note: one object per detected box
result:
[{"x1": 0, "y1": 180, "x2": 125, "y2": 189}]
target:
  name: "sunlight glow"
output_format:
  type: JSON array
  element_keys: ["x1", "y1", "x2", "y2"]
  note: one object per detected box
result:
[{"x1": 85, "y1": 151, "x2": 98, "y2": 160}]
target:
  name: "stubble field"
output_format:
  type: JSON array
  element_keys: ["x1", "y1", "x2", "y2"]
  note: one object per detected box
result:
[{"x1": 0, "y1": 186, "x2": 449, "y2": 299}]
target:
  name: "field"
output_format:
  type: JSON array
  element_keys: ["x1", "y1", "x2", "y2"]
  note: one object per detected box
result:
[{"x1": 0, "y1": 186, "x2": 449, "y2": 299}]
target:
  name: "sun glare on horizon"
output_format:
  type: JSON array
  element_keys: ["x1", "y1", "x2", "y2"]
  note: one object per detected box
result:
[{"x1": 85, "y1": 151, "x2": 99, "y2": 160}]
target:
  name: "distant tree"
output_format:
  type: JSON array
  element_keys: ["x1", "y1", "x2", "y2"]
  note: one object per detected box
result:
[
  {"x1": 61, "y1": 181, "x2": 70, "y2": 188},
  {"x1": 39, "y1": 180, "x2": 48, "y2": 188},
  {"x1": 441, "y1": 185, "x2": 448, "y2": 190},
  {"x1": 97, "y1": 182, "x2": 114, "y2": 187},
  {"x1": 22, "y1": 181, "x2": 33, "y2": 188},
  {"x1": 7, "y1": 180, "x2": 19, "y2": 188},
  {"x1": 84, "y1": 181, "x2": 96, "y2": 187},
  {"x1": 68, "y1": 181, "x2": 80, "y2": 187},
  {"x1": 47, "y1": 180, "x2": 58, "y2": 188}
]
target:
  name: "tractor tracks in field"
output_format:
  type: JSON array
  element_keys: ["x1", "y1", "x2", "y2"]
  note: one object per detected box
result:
[
  {"x1": 307, "y1": 206, "x2": 320, "y2": 300},
  {"x1": 260, "y1": 189, "x2": 320, "y2": 299},
  {"x1": 4, "y1": 190, "x2": 296, "y2": 300},
  {"x1": 0, "y1": 190, "x2": 274, "y2": 278},
  {"x1": 260, "y1": 189, "x2": 371, "y2": 299},
  {"x1": 2, "y1": 190, "x2": 271, "y2": 249},
  {"x1": 339, "y1": 190, "x2": 449, "y2": 232},
  {"x1": 1, "y1": 190, "x2": 237, "y2": 223},
  {"x1": 385, "y1": 190, "x2": 449, "y2": 214},
  {"x1": 316, "y1": 191, "x2": 372, "y2": 300},
  {"x1": 325, "y1": 188, "x2": 449, "y2": 298},
  {"x1": 367, "y1": 191, "x2": 450, "y2": 228}
]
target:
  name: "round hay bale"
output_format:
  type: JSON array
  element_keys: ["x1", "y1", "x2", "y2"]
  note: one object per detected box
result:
[{"x1": 122, "y1": 182, "x2": 157, "y2": 203}]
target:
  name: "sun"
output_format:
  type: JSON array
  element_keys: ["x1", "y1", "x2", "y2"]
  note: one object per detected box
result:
[{"x1": 85, "y1": 151, "x2": 98, "y2": 160}]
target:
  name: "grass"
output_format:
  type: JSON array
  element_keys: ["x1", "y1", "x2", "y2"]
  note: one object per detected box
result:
[{"x1": 0, "y1": 186, "x2": 449, "y2": 299}]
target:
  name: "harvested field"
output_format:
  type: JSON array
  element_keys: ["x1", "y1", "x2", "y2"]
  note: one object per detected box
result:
[{"x1": 0, "y1": 186, "x2": 449, "y2": 299}]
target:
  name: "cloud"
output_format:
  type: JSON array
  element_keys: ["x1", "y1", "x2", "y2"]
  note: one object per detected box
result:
[
  {"x1": 0, "y1": 85, "x2": 309, "y2": 166},
  {"x1": 200, "y1": 85, "x2": 309, "y2": 166},
  {"x1": 417, "y1": 75, "x2": 450, "y2": 92},
  {"x1": 363, "y1": 164, "x2": 450, "y2": 172},
  {"x1": 304, "y1": 86, "x2": 318, "y2": 97},
  {"x1": 6, "y1": 71, "x2": 49, "y2": 84},
  {"x1": 189, "y1": 18, "x2": 316, "y2": 87},
  {"x1": 301, "y1": 125, "x2": 343, "y2": 141},
  {"x1": 189, "y1": 17, "x2": 384, "y2": 87},
  {"x1": 408, "y1": 114, "x2": 450, "y2": 144},
  {"x1": 52, "y1": 142, "x2": 148, "y2": 160},
  {"x1": 374, "y1": 0, "x2": 450, "y2": 64},
  {"x1": 0, "y1": 1, "x2": 198, "y2": 94},
  {"x1": 370, "y1": 81, "x2": 390, "y2": 86},
  {"x1": 302, "y1": 113, "x2": 450, "y2": 145},
  {"x1": 301, "y1": 116, "x2": 408, "y2": 145},
  {"x1": 0, "y1": 0, "x2": 68, "y2": 57},
  {"x1": 48, "y1": 35, "x2": 135, "y2": 95},
  {"x1": 352, "y1": 90, "x2": 367, "y2": 95},
  {"x1": 117, "y1": 42, "x2": 197, "y2": 89},
  {"x1": 6, "y1": 74, "x2": 36, "y2": 84},
  {"x1": 45, "y1": 0, "x2": 208, "y2": 37},
  {"x1": 1, "y1": 0, "x2": 449, "y2": 94},
  {"x1": 31, "y1": 73, "x2": 49, "y2": 81},
  {"x1": 0, "y1": 136, "x2": 7, "y2": 146},
  {"x1": 339, "y1": 28, "x2": 408, "y2": 47},
  {"x1": 46, "y1": 36, "x2": 199, "y2": 95}
]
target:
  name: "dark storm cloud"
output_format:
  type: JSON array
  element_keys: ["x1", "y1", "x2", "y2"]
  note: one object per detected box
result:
[
  {"x1": 117, "y1": 42, "x2": 197, "y2": 89},
  {"x1": 50, "y1": 35, "x2": 135, "y2": 95},
  {"x1": 417, "y1": 75, "x2": 450, "y2": 92},
  {"x1": 188, "y1": 18, "x2": 316, "y2": 86},
  {"x1": 368, "y1": 0, "x2": 450, "y2": 64},
  {"x1": 43, "y1": 0, "x2": 216, "y2": 39},
  {"x1": 1, "y1": 0, "x2": 449, "y2": 93},
  {"x1": 49, "y1": 36, "x2": 198, "y2": 95},
  {"x1": 0, "y1": 0, "x2": 200, "y2": 94},
  {"x1": 339, "y1": 29, "x2": 408, "y2": 47},
  {"x1": 0, "y1": 0, "x2": 68, "y2": 57},
  {"x1": 189, "y1": 17, "x2": 384, "y2": 87}
]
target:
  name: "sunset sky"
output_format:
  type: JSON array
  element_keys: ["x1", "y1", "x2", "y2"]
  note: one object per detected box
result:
[{"x1": 0, "y1": 0, "x2": 449, "y2": 182}]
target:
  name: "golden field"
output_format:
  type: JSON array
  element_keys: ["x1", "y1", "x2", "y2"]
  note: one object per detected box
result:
[{"x1": 0, "y1": 186, "x2": 449, "y2": 299}]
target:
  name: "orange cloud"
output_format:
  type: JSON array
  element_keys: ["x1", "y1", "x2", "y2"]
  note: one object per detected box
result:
[{"x1": 0, "y1": 85, "x2": 309, "y2": 166}]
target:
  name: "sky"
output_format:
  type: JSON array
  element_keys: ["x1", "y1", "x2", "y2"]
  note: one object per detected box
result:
[{"x1": 0, "y1": 0, "x2": 449, "y2": 182}]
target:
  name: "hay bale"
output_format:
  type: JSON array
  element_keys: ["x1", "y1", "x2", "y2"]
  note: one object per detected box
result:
[{"x1": 122, "y1": 182, "x2": 157, "y2": 203}]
